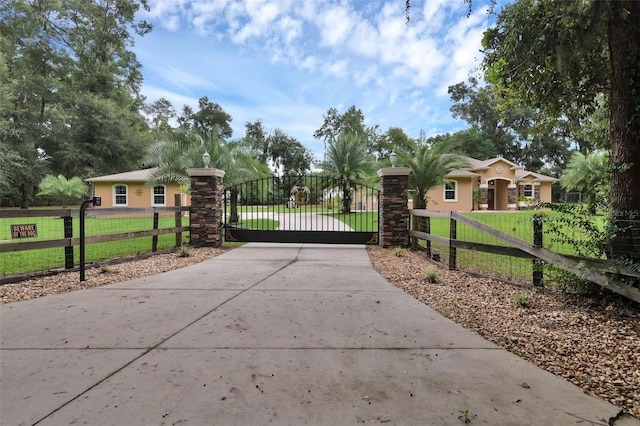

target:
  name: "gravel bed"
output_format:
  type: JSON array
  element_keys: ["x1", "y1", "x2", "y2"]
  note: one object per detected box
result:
[
  {"x1": 367, "y1": 246, "x2": 640, "y2": 418},
  {"x1": 0, "y1": 247, "x2": 229, "y2": 304},
  {"x1": 1, "y1": 245, "x2": 638, "y2": 417}
]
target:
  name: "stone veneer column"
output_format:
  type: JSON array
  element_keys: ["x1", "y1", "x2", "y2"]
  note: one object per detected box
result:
[
  {"x1": 187, "y1": 168, "x2": 225, "y2": 247},
  {"x1": 507, "y1": 183, "x2": 517, "y2": 211},
  {"x1": 479, "y1": 183, "x2": 489, "y2": 210},
  {"x1": 378, "y1": 167, "x2": 411, "y2": 248}
]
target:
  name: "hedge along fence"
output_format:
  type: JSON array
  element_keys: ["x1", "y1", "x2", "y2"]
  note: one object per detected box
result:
[
  {"x1": 0, "y1": 206, "x2": 190, "y2": 282},
  {"x1": 410, "y1": 210, "x2": 640, "y2": 304}
]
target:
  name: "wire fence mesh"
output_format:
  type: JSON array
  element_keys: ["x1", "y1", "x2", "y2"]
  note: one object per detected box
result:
[
  {"x1": 411, "y1": 209, "x2": 640, "y2": 290},
  {"x1": 1, "y1": 207, "x2": 189, "y2": 279}
]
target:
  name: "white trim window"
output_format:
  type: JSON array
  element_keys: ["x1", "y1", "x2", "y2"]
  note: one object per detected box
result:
[
  {"x1": 114, "y1": 184, "x2": 128, "y2": 206},
  {"x1": 523, "y1": 184, "x2": 533, "y2": 198},
  {"x1": 152, "y1": 185, "x2": 166, "y2": 206},
  {"x1": 444, "y1": 180, "x2": 458, "y2": 202}
]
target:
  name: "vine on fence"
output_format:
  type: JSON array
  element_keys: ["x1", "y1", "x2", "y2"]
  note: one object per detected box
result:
[{"x1": 539, "y1": 202, "x2": 640, "y2": 294}]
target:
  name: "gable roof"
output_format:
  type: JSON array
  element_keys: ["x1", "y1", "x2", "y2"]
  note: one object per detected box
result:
[
  {"x1": 465, "y1": 156, "x2": 522, "y2": 171},
  {"x1": 444, "y1": 156, "x2": 557, "y2": 182},
  {"x1": 85, "y1": 168, "x2": 157, "y2": 182},
  {"x1": 515, "y1": 170, "x2": 559, "y2": 182}
]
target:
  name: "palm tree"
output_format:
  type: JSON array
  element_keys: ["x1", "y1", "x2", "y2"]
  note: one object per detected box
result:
[
  {"x1": 560, "y1": 150, "x2": 609, "y2": 214},
  {"x1": 397, "y1": 144, "x2": 470, "y2": 209},
  {"x1": 36, "y1": 175, "x2": 89, "y2": 208},
  {"x1": 143, "y1": 129, "x2": 270, "y2": 223},
  {"x1": 322, "y1": 133, "x2": 376, "y2": 213}
]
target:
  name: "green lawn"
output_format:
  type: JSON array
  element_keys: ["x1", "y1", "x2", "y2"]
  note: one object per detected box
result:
[
  {"x1": 411, "y1": 210, "x2": 607, "y2": 284},
  {"x1": 238, "y1": 218, "x2": 279, "y2": 230},
  {"x1": 2, "y1": 206, "x2": 603, "y2": 284},
  {"x1": 324, "y1": 209, "x2": 604, "y2": 284},
  {"x1": 325, "y1": 211, "x2": 379, "y2": 232},
  {"x1": 1, "y1": 214, "x2": 189, "y2": 276}
]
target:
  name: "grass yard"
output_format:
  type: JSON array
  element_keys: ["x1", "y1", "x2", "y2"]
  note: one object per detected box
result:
[
  {"x1": 2, "y1": 205, "x2": 605, "y2": 285},
  {"x1": 1, "y1": 214, "x2": 188, "y2": 276},
  {"x1": 325, "y1": 211, "x2": 379, "y2": 232},
  {"x1": 328, "y1": 209, "x2": 605, "y2": 285}
]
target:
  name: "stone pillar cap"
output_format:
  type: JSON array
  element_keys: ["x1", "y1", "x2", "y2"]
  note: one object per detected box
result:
[
  {"x1": 377, "y1": 167, "x2": 411, "y2": 177},
  {"x1": 187, "y1": 168, "x2": 225, "y2": 178}
]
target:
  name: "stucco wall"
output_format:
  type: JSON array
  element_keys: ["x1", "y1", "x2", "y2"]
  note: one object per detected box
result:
[
  {"x1": 425, "y1": 178, "x2": 475, "y2": 212},
  {"x1": 92, "y1": 182, "x2": 187, "y2": 208},
  {"x1": 422, "y1": 158, "x2": 556, "y2": 212}
]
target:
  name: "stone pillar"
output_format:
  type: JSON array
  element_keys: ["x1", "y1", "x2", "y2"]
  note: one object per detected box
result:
[
  {"x1": 377, "y1": 167, "x2": 411, "y2": 248},
  {"x1": 479, "y1": 183, "x2": 489, "y2": 210},
  {"x1": 187, "y1": 168, "x2": 225, "y2": 247},
  {"x1": 507, "y1": 184, "x2": 517, "y2": 211}
]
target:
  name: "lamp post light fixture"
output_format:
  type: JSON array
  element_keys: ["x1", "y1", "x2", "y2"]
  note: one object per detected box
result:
[
  {"x1": 390, "y1": 151, "x2": 397, "y2": 167},
  {"x1": 202, "y1": 151, "x2": 211, "y2": 168}
]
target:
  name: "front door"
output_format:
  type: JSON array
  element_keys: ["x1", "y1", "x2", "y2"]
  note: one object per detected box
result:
[{"x1": 487, "y1": 189, "x2": 495, "y2": 210}]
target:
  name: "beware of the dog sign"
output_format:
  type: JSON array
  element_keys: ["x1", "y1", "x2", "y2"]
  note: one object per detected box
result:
[{"x1": 10, "y1": 224, "x2": 38, "y2": 239}]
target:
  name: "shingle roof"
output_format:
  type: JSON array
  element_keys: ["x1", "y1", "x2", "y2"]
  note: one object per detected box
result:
[
  {"x1": 446, "y1": 170, "x2": 480, "y2": 178},
  {"x1": 85, "y1": 168, "x2": 158, "y2": 182},
  {"x1": 515, "y1": 170, "x2": 559, "y2": 182},
  {"x1": 449, "y1": 156, "x2": 556, "y2": 182},
  {"x1": 464, "y1": 156, "x2": 522, "y2": 170}
]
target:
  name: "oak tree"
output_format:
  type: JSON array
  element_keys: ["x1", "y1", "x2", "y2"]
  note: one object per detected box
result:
[{"x1": 482, "y1": 0, "x2": 640, "y2": 262}]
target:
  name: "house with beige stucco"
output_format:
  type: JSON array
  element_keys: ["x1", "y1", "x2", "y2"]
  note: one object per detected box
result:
[
  {"x1": 85, "y1": 169, "x2": 189, "y2": 208},
  {"x1": 425, "y1": 156, "x2": 558, "y2": 212}
]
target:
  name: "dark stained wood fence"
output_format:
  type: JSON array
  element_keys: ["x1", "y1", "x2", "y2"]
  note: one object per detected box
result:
[
  {"x1": 1, "y1": 206, "x2": 189, "y2": 283},
  {"x1": 410, "y1": 210, "x2": 640, "y2": 304}
]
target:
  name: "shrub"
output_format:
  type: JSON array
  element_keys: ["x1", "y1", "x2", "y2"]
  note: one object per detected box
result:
[
  {"x1": 178, "y1": 244, "x2": 191, "y2": 258},
  {"x1": 421, "y1": 267, "x2": 439, "y2": 283},
  {"x1": 513, "y1": 291, "x2": 529, "y2": 307}
]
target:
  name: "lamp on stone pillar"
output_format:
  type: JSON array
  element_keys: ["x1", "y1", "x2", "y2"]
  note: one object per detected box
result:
[
  {"x1": 202, "y1": 151, "x2": 211, "y2": 168},
  {"x1": 389, "y1": 151, "x2": 397, "y2": 167}
]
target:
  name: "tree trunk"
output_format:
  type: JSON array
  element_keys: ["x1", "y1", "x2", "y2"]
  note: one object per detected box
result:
[
  {"x1": 230, "y1": 188, "x2": 239, "y2": 224},
  {"x1": 20, "y1": 184, "x2": 32, "y2": 209},
  {"x1": 342, "y1": 181, "x2": 351, "y2": 213},
  {"x1": 608, "y1": 0, "x2": 640, "y2": 263}
]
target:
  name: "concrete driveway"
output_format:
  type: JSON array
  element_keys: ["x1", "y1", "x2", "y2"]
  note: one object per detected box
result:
[{"x1": 0, "y1": 243, "x2": 628, "y2": 425}]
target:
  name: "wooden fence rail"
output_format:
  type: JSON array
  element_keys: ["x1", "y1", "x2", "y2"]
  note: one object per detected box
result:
[
  {"x1": 409, "y1": 209, "x2": 640, "y2": 304},
  {"x1": 1, "y1": 206, "x2": 190, "y2": 282}
]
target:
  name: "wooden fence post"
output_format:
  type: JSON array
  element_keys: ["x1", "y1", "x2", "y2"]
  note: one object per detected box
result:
[
  {"x1": 425, "y1": 216, "x2": 432, "y2": 258},
  {"x1": 449, "y1": 214, "x2": 457, "y2": 270},
  {"x1": 174, "y1": 194, "x2": 182, "y2": 247},
  {"x1": 533, "y1": 214, "x2": 544, "y2": 286},
  {"x1": 152, "y1": 212, "x2": 159, "y2": 252},
  {"x1": 63, "y1": 212, "x2": 74, "y2": 269}
]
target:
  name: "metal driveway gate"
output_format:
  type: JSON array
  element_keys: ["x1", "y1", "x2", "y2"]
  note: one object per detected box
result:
[{"x1": 223, "y1": 175, "x2": 379, "y2": 244}]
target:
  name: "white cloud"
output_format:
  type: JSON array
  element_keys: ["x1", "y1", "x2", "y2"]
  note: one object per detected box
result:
[
  {"x1": 154, "y1": 65, "x2": 219, "y2": 92},
  {"x1": 135, "y1": 0, "x2": 498, "y2": 152},
  {"x1": 348, "y1": 20, "x2": 379, "y2": 58},
  {"x1": 353, "y1": 65, "x2": 379, "y2": 88},
  {"x1": 299, "y1": 55, "x2": 319, "y2": 70},
  {"x1": 421, "y1": 0, "x2": 452, "y2": 32},
  {"x1": 323, "y1": 59, "x2": 348, "y2": 77},
  {"x1": 436, "y1": 6, "x2": 491, "y2": 94},
  {"x1": 317, "y1": 4, "x2": 353, "y2": 47},
  {"x1": 231, "y1": 0, "x2": 282, "y2": 43},
  {"x1": 277, "y1": 15, "x2": 302, "y2": 44},
  {"x1": 189, "y1": 0, "x2": 231, "y2": 35}
]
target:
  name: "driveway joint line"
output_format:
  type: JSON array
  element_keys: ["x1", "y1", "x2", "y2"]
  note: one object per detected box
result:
[{"x1": 33, "y1": 255, "x2": 299, "y2": 425}]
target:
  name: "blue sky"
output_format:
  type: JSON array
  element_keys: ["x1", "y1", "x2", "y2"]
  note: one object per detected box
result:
[{"x1": 135, "y1": 0, "x2": 499, "y2": 162}]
